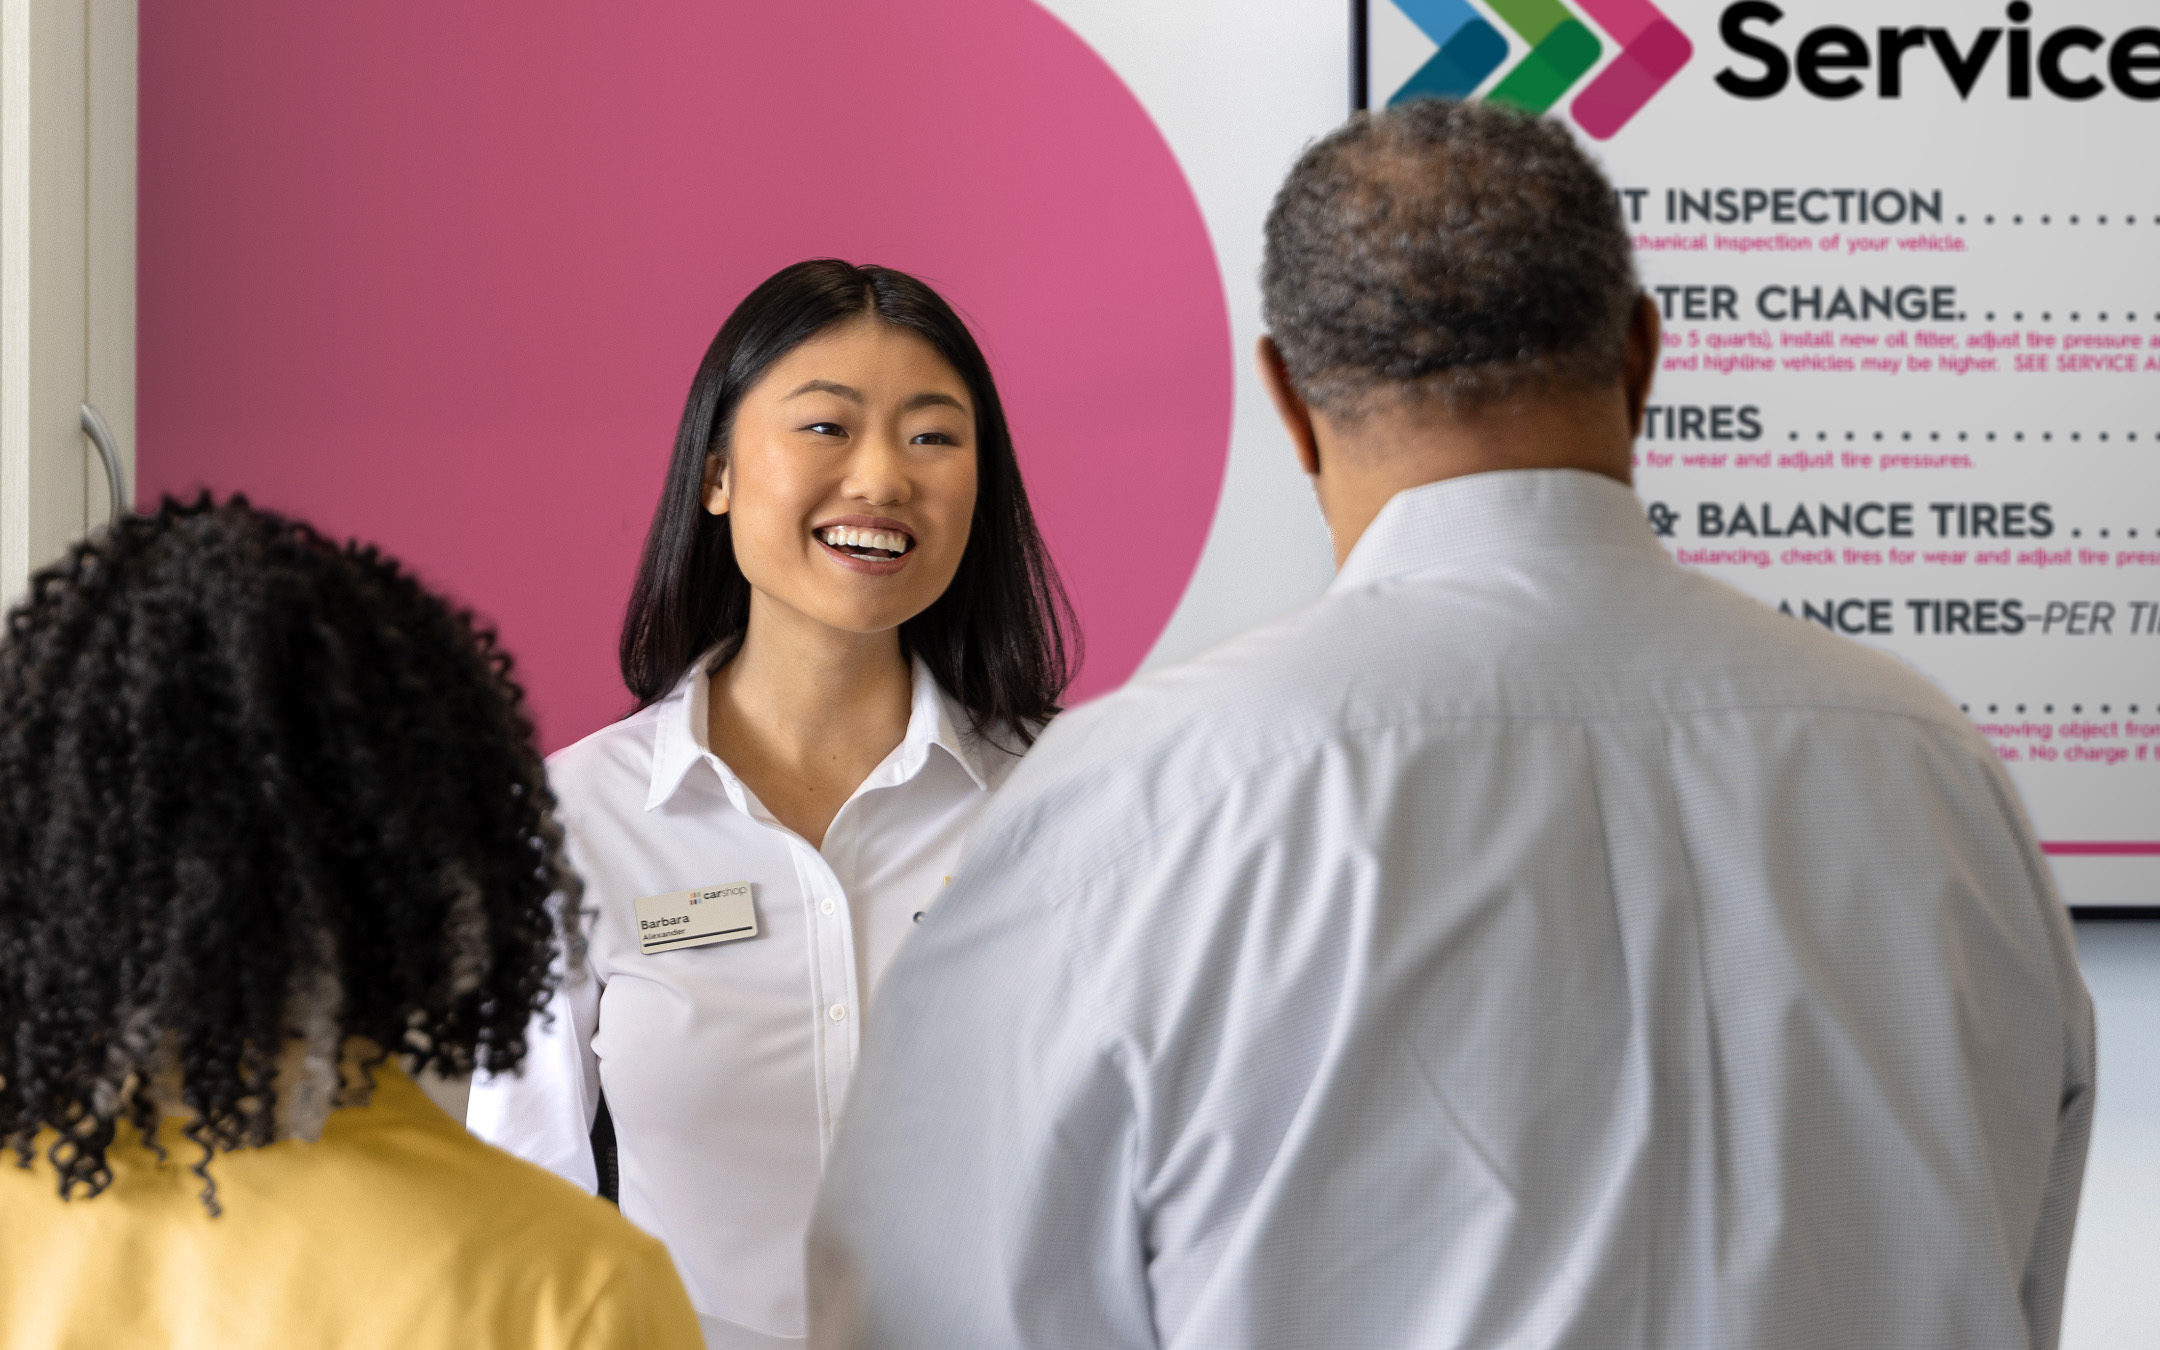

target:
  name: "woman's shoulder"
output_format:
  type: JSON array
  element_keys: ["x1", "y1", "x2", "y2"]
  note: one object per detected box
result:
[
  {"x1": 339, "y1": 1081, "x2": 705, "y2": 1346},
  {"x1": 0, "y1": 1071, "x2": 701, "y2": 1349}
]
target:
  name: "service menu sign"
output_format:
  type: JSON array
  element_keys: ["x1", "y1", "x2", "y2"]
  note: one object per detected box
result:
[{"x1": 1364, "y1": 0, "x2": 2159, "y2": 906}]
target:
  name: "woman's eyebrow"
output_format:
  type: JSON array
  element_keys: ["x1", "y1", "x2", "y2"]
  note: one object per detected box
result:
[{"x1": 784, "y1": 381, "x2": 964, "y2": 414}]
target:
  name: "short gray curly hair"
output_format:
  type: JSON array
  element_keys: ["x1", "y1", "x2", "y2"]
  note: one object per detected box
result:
[{"x1": 1261, "y1": 99, "x2": 1639, "y2": 418}]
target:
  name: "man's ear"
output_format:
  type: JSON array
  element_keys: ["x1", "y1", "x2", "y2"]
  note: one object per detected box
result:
[
  {"x1": 1256, "y1": 338, "x2": 1322, "y2": 476},
  {"x1": 1622, "y1": 294, "x2": 1661, "y2": 439},
  {"x1": 701, "y1": 453, "x2": 730, "y2": 516}
]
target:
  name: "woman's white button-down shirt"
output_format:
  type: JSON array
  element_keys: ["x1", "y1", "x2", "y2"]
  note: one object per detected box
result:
[{"x1": 468, "y1": 657, "x2": 1018, "y2": 1348}]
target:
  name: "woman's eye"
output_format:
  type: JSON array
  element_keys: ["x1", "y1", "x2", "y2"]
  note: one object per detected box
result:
[
  {"x1": 805, "y1": 422, "x2": 846, "y2": 438},
  {"x1": 911, "y1": 432, "x2": 955, "y2": 446}
]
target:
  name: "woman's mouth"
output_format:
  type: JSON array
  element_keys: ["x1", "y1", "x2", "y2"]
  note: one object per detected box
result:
[
  {"x1": 816, "y1": 525, "x2": 913, "y2": 560},
  {"x1": 814, "y1": 524, "x2": 916, "y2": 572}
]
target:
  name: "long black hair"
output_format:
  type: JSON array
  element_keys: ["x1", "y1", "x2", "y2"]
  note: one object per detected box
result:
[
  {"x1": 619, "y1": 260, "x2": 1076, "y2": 740},
  {"x1": 0, "y1": 497, "x2": 576, "y2": 1211}
]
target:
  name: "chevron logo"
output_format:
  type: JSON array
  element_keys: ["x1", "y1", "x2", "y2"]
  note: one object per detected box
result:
[{"x1": 1383, "y1": 0, "x2": 1692, "y2": 140}]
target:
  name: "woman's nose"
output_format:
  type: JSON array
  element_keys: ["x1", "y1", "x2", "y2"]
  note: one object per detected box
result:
[{"x1": 842, "y1": 431, "x2": 910, "y2": 505}]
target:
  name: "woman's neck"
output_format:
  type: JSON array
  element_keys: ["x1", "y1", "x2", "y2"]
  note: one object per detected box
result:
[{"x1": 707, "y1": 595, "x2": 915, "y2": 849}]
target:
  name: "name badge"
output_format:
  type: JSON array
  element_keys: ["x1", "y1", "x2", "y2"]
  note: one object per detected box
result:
[{"x1": 635, "y1": 882, "x2": 758, "y2": 955}]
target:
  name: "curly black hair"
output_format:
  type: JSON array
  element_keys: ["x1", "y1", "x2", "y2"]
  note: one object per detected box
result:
[{"x1": 0, "y1": 496, "x2": 578, "y2": 1212}]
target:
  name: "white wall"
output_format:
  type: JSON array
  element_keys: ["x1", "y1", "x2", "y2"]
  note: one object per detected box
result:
[
  {"x1": 1035, "y1": 4, "x2": 2158, "y2": 1340},
  {"x1": 1035, "y1": 0, "x2": 1342, "y2": 673}
]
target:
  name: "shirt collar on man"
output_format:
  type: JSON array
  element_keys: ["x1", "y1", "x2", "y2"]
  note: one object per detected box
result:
[
  {"x1": 645, "y1": 652, "x2": 988, "y2": 813},
  {"x1": 1330, "y1": 467, "x2": 1666, "y2": 596}
]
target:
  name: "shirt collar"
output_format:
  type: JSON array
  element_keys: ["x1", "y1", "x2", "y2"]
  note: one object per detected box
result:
[
  {"x1": 1329, "y1": 468, "x2": 1665, "y2": 595},
  {"x1": 645, "y1": 650, "x2": 989, "y2": 813}
]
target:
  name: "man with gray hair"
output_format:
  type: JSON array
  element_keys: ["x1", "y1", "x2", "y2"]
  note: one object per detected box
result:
[{"x1": 809, "y1": 101, "x2": 2093, "y2": 1349}]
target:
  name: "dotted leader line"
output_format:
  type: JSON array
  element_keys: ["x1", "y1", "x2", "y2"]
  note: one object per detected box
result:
[
  {"x1": 1787, "y1": 431, "x2": 2151, "y2": 444},
  {"x1": 1960, "y1": 215, "x2": 2148, "y2": 226},
  {"x1": 1979, "y1": 311, "x2": 2142, "y2": 322},
  {"x1": 1965, "y1": 702, "x2": 2148, "y2": 716}
]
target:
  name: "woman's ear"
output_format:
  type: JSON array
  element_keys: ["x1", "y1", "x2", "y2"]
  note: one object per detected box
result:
[{"x1": 701, "y1": 453, "x2": 730, "y2": 516}]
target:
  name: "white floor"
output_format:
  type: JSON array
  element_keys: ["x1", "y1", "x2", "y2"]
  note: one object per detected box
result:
[{"x1": 2061, "y1": 920, "x2": 2160, "y2": 1348}]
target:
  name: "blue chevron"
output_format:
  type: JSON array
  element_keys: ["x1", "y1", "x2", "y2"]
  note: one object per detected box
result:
[
  {"x1": 1389, "y1": 17, "x2": 1510, "y2": 103},
  {"x1": 1391, "y1": 0, "x2": 1482, "y2": 47}
]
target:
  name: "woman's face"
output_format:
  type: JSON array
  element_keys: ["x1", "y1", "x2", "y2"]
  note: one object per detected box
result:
[{"x1": 707, "y1": 317, "x2": 978, "y2": 638}]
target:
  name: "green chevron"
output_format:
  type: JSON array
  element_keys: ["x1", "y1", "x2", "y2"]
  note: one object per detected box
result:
[{"x1": 1482, "y1": 0, "x2": 1604, "y2": 114}]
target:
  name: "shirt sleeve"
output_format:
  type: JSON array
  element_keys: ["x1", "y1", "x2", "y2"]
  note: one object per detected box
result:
[
  {"x1": 467, "y1": 914, "x2": 604, "y2": 1194},
  {"x1": 2015, "y1": 842, "x2": 2098, "y2": 1350},
  {"x1": 808, "y1": 805, "x2": 1156, "y2": 1350},
  {"x1": 1962, "y1": 752, "x2": 2097, "y2": 1350},
  {"x1": 2021, "y1": 991, "x2": 2095, "y2": 1350}
]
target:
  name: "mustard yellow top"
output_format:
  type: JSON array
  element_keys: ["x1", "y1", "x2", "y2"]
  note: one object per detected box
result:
[{"x1": 0, "y1": 1066, "x2": 701, "y2": 1350}]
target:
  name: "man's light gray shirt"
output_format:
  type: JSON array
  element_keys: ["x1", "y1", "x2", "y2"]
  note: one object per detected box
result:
[{"x1": 809, "y1": 469, "x2": 2095, "y2": 1350}]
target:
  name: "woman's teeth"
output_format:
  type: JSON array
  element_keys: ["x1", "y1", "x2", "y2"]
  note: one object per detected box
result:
[{"x1": 817, "y1": 526, "x2": 913, "y2": 559}]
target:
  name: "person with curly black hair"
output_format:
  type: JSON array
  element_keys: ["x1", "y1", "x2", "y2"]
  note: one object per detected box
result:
[{"x1": 0, "y1": 497, "x2": 701, "y2": 1348}]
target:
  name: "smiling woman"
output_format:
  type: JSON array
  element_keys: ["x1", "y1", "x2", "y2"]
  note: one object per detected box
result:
[
  {"x1": 699, "y1": 322, "x2": 982, "y2": 693},
  {"x1": 621, "y1": 260, "x2": 1073, "y2": 738},
  {"x1": 466, "y1": 260, "x2": 1077, "y2": 1348}
]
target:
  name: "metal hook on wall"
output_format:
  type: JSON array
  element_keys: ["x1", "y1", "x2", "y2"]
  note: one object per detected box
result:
[{"x1": 81, "y1": 403, "x2": 128, "y2": 524}]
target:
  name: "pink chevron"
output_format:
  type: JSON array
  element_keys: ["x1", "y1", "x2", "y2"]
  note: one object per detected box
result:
[{"x1": 1569, "y1": 0, "x2": 1691, "y2": 140}]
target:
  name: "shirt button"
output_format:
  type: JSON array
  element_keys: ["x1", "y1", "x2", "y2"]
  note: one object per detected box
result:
[
  {"x1": 820, "y1": 897, "x2": 836, "y2": 915},
  {"x1": 828, "y1": 1003, "x2": 848, "y2": 1022}
]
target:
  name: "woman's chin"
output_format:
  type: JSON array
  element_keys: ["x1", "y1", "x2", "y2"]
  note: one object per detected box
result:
[{"x1": 772, "y1": 592, "x2": 932, "y2": 641}]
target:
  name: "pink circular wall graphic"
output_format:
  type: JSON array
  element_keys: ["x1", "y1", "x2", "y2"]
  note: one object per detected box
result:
[{"x1": 140, "y1": 0, "x2": 1231, "y2": 751}]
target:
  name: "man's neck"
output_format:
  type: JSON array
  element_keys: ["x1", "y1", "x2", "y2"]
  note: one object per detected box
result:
[{"x1": 1309, "y1": 386, "x2": 1635, "y2": 569}]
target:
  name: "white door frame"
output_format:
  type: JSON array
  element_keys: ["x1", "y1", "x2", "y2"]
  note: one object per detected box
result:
[{"x1": 0, "y1": 0, "x2": 134, "y2": 610}]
